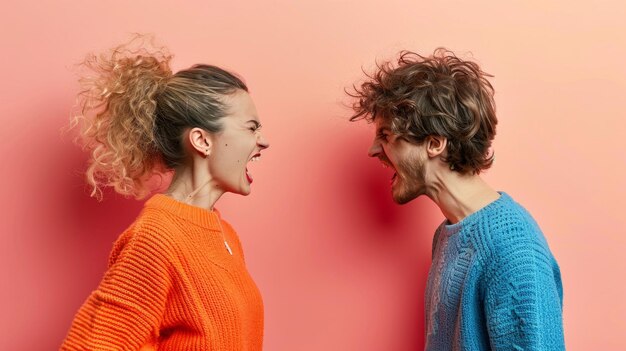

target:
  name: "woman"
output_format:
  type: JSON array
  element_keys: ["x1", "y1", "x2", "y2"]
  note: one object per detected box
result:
[{"x1": 62, "y1": 38, "x2": 269, "y2": 350}]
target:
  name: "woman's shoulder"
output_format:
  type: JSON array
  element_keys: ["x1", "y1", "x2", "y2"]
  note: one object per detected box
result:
[{"x1": 107, "y1": 208, "x2": 181, "y2": 266}]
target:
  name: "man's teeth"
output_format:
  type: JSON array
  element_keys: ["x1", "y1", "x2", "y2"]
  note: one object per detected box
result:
[{"x1": 250, "y1": 156, "x2": 260, "y2": 162}]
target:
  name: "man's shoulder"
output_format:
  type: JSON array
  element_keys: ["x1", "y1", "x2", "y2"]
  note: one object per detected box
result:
[
  {"x1": 477, "y1": 193, "x2": 542, "y2": 237},
  {"x1": 468, "y1": 193, "x2": 553, "y2": 259}
]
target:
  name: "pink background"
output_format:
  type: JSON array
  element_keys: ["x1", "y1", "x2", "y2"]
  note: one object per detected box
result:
[{"x1": 1, "y1": 1, "x2": 625, "y2": 350}]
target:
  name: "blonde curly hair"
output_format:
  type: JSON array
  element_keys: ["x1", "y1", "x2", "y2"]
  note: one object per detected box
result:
[{"x1": 72, "y1": 35, "x2": 247, "y2": 199}]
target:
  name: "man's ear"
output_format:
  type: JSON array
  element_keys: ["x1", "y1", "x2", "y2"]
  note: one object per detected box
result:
[
  {"x1": 188, "y1": 127, "x2": 212, "y2": 157},
  {"x1": 425, "y1": 135, "x2": 447, "y2": 158}
]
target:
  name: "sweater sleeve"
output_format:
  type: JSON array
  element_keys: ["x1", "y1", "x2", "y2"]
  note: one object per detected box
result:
[
  {"x1": 483, "y1": 225, "x2": 565, "y2": 351},
  {"x1": 61, "y1": 227, "x2": 174, "y2": 351}
]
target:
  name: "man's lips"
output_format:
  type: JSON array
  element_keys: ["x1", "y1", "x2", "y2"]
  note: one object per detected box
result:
[
  {"x1": 379, "y1": 159, "x2": 397, "y2": 185},
  {"x1": 379, "y1": 157, "x2": 393, "y2": 169},
  {"x1": 390, "y1": 171, "x2": 400, "y2": 186}
]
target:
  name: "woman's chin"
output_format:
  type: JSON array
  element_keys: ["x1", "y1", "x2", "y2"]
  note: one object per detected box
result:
[{"x1": 235, "y1": 183, "x2": 252, "y2": 196}]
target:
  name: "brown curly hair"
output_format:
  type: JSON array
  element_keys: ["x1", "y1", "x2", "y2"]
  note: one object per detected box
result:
[
  {"x1": 349, "y1": 48, "x2": 497, "y2": 174},
  {"x1": 72, "y1": 35, "x2": 247, "y2": 199}
]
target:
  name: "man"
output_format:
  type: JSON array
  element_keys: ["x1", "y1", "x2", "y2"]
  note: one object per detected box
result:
[{"x1": 349, "y1": 49, "x2": 565, "y2": 350}]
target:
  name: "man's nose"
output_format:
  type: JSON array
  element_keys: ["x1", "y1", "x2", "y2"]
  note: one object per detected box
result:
[{"x1": 368, "y1": 141, "x2": 381, "y2": 158}]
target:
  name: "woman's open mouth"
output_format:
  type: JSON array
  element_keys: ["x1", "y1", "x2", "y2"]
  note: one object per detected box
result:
[{"x1": 246, "y1": 153, "x2": 262, "y2": 184}]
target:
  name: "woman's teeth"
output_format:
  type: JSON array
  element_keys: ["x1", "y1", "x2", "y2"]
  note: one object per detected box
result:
[{"x1": 250, "y1": 156, "x2": 260, "y2": 162}]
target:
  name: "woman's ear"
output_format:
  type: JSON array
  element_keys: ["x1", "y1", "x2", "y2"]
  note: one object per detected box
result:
[
  {"x1": 425, "y1": 135, "x2": 447, "y2": 158},
  {"x1": 188, "y1": 127, "x2": 212, "y2": 157}
]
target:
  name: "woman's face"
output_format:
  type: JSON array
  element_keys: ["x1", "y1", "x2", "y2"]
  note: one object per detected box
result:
[{"x1": 208, "y1": 90, "x2": 269, "y2": 196}]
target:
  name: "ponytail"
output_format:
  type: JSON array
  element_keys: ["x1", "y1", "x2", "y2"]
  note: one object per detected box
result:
[{"x1": 73, "y1": 37, "x2": 172, "y2": 199}]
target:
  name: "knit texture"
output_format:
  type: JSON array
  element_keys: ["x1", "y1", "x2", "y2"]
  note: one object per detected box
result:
[
  {"x1": 424, "y1": 192, "x2": 564, "y2": 350},
  {"x1": 61, "y1": 194, "x2": 264, "y2": 351}
]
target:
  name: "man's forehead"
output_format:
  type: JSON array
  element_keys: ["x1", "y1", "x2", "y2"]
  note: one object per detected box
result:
[{"x1": 374, "y1": 117, "x2": 392, "y2": 131}]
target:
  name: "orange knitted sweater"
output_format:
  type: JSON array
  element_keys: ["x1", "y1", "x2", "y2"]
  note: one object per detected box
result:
[{"x1": 61, "y1": 194, "x2": 264, "y2": 351}]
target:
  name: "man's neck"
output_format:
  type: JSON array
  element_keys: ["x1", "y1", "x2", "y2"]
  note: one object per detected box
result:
[{"x1": 426, "y1": 172, "x2": 500, "y2": 224}]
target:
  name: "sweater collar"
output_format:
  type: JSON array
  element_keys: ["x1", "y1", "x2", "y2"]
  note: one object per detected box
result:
[
  {"x1": 442, "y1": 191, "x2": 511, "y2": 234},
  {"x1": 145, "y1": 194, "x2": 223, "y2": 229}
]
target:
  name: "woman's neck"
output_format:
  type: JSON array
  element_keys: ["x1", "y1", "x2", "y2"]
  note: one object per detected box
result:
[{"x1": 166, "y1": 167, "x2": 224, "y2": 210}]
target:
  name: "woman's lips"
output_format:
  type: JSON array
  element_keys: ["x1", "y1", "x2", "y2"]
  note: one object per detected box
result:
[
  {"x1": 246, "y1": 168, "x2": 253, "y2": 184},
  {"x1": 246, "y1": 152, "x2": 262, "y2": 184}
]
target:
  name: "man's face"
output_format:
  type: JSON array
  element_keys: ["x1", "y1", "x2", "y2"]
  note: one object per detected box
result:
[{"x1": 368, "y1": 118, "x2": 427, "y2": 204}]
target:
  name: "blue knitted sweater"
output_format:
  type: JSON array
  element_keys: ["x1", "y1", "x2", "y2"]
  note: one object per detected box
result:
[{"x1": 425, "y1": 192, "x2": 565, "y2": 350}]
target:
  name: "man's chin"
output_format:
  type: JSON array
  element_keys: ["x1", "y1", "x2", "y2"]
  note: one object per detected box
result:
[
  {"x1": 393, "y1": 194, "x2": 415, "y2": 205},
  {"x1": 392, "y1": 190, "x2": 419, "y2": 205}
]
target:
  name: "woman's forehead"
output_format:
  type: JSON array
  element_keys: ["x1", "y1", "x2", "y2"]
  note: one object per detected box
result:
[{"x1": 224, "y1": 91, "x2": 259, "y2": 122}]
